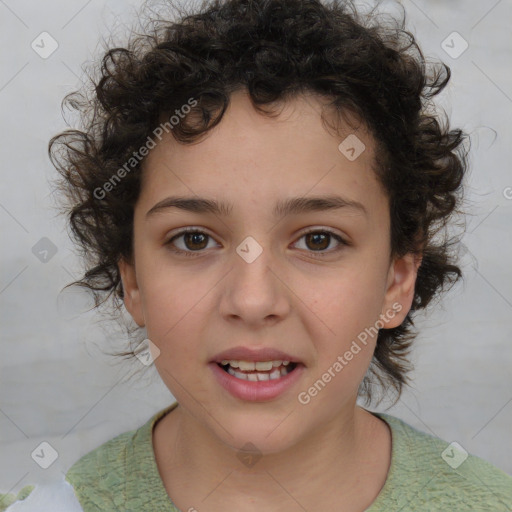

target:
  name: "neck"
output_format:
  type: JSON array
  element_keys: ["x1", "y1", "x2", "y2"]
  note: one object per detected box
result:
[{"x1": 153, "y1": 402, "x2": 391, "y2": 512}]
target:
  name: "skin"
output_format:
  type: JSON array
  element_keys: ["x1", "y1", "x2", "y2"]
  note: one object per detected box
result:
[{"x1": 119, "y1": 89, "x2": 422, "y2": 511}]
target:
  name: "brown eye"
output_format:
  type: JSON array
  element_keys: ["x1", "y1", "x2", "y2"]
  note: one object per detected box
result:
[
  {"x1": 294, "y1": 229, "x2": 347, "y2": 257},
  {"x1": 165, "y1": 227, "x2": 348, "y2": 259},
  {"x1": 182, "y1": 232, "x2": 209, "y2": 250},
  {"x1": 165, "y1": 229, "x2": 217, "y2": 257},
  {"x1": 304, "y1": 232, "x2": 330, "y2": 251}
]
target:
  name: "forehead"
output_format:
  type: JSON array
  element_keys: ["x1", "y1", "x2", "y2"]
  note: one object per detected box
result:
[{"x1": 138, "y1": 90, "x2": 386, "y2": 220}]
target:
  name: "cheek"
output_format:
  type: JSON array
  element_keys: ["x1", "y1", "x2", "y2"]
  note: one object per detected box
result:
[
  {"x1": 306, "y1": 278, "x2": 382, "y2": 398},
  {"x1": 140, "y1": 270, "x2": 215, "y2": 405},
  {"x1": 139, "y1": 267, "x2": 208, "y2": 354},
  {"x1": 310, "y1": 268, "x2": 385, "y2": 337}
]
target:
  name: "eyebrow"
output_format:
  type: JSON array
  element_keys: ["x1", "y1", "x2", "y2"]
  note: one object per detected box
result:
[{"x1": 145, "y1": 194, "x2": 368, "y2": 219}]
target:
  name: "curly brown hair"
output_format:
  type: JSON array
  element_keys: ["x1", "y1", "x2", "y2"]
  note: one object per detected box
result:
[{"x1": 49, "y1": 0, "x2": 468, "y2": 406}]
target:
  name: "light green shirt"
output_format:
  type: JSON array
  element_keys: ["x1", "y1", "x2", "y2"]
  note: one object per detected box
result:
[{"x1": 3, "y1": 402, "x2": 512, "y2": 511}]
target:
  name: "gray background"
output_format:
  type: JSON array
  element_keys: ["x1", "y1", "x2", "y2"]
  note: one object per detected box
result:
[{"x1": 1, "y1": 0, "x2": 511, "y2": 497}]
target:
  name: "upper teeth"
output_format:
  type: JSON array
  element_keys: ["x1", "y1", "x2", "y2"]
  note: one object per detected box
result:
[{"x1": 221, "y1": 360, "x2": 290, "y2": 371}]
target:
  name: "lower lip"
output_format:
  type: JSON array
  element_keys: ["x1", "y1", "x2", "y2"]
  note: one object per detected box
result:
[{"x1": 209, "y1": 362, "x2": 305, "y2": 402}]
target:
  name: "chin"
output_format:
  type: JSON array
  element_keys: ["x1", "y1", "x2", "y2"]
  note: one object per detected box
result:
[{"x1": 213, "y1": 413, "x2": 302, "y2": 456}]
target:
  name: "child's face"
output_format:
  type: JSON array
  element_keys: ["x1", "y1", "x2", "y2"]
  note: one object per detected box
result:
[{"x1": 120, "y1": 90, "x2": 419, "y2": 452}]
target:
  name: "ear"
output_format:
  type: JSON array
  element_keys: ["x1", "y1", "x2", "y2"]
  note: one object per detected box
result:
[
  {"x1": 379, "y1": 252, "x2": 422, "y2": 329},
  {"x1": 118, "y1": 256, "x2": 145, "y2": 327}
]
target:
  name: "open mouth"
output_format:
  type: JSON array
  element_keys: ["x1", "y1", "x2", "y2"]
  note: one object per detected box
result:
[
  {"x1": 210, "y1": 358, "x2": 305, "y2": 401},
  {"x1": 217, "y1": 361, "x2": 298, "y2": 381}
]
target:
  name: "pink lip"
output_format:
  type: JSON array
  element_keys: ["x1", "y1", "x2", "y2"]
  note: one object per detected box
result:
[
  {"x1": 211, "y1": 346, "x2": 302, "y2": 363},
  {"x1": 209, "y1": 361, "x2": 305, "y2": 402}
]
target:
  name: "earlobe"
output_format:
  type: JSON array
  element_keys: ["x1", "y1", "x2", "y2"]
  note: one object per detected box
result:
[
  {"x1": 118, "y1": 257, "x2": 145, "y2": 327},
  {"x1": 379, "y1": 253, "x2": 422, "y2": 329}
]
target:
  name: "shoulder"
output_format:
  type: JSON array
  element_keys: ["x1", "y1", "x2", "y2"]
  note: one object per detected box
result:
[
  {"x1": 64, "y1": 425, "x2": 141, "y2": 511},
  {"x1": 374, "y1": 412, "x2": 512, "y2": 511},
  {"x1": 1, "y1": 405, "x2": 177, "y2": 512},
  {"x1": 1, "y1": 478, "x2": 83, "y2": 512},
  {"x1": 65, "y1": 403, "x2": 177, "y2": 511},
  {"x1": 0, "y1": 429, "x2": 139, "y2": 512},
  {"x1": 0, "y1": 430, "x2": 132, "y2": 512}
]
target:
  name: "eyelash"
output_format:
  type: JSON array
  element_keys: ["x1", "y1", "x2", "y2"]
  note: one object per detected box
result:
[{"x1": 164, "y1": 227, "x2": 348, "y2": 258}]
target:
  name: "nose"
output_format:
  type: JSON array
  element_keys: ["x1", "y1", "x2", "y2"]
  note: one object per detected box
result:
[{"x1": 218, "y1": 237, "x2": 291, "y2": 328}]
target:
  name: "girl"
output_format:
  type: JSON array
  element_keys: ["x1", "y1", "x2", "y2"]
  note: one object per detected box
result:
[{"x1": 3, "y1": 0, "x2": 511, "y2": 510}]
